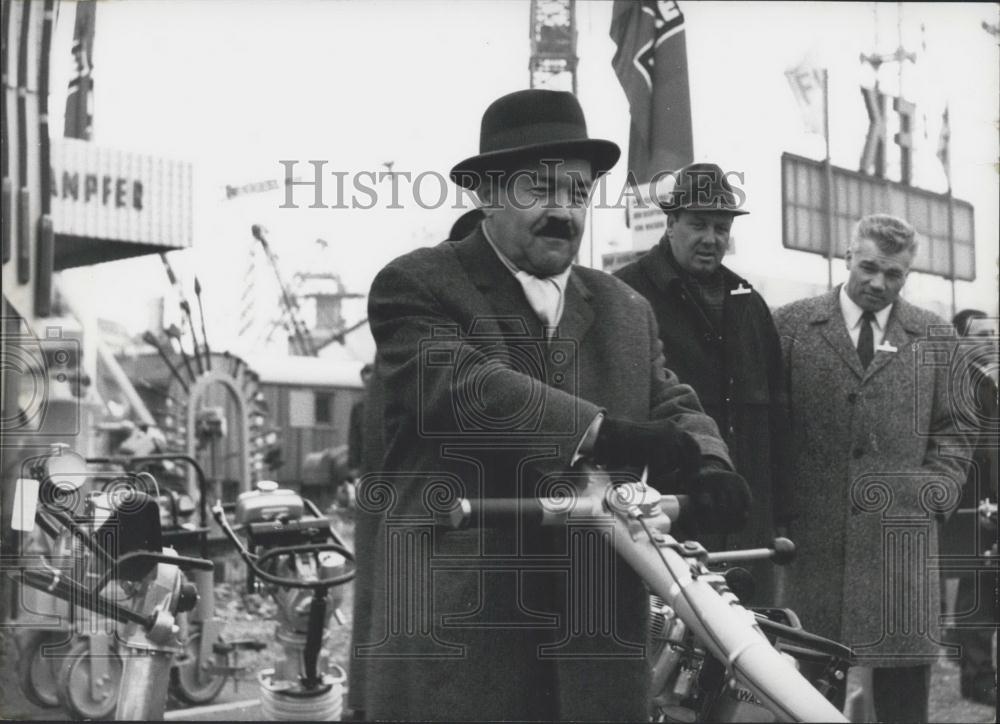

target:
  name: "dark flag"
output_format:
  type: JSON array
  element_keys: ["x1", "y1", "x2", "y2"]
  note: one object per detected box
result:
[
  {"x1": 936, "y1": 105, "x2": 951, "y2": 187},
  {"x1": 64, "y1": 1, "x2": 96, "y2": 140},
  {"x1": 610, "y1": 0, "x2": 693, "y2": 184}
]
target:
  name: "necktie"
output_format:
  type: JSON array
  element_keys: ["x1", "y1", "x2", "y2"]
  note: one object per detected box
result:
[
  {"x1": 514, "y1": 270, "x2": 563, "y2": 334},
  {"x1": 857, "y1": 310, "x2": 875, "y2": 368}
]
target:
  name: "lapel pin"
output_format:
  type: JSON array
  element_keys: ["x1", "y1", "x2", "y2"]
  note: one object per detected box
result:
[
  {"x1": 730, "y1": 283, "x2": 752, "y2": 296},
  {"x1": 876, "y1": 341, "x2": 898, "y2": 353}
]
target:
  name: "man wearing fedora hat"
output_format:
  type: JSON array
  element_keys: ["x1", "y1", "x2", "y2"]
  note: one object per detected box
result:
[
  {"x1": 615, "y1": 163, "x2": 793, "y2": 604},
  {"x1": 357, "y1": 91, "x2": 751, "y2": 721}
]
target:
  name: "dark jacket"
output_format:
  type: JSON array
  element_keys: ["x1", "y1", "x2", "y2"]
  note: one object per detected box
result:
[
  {"x1": 357, "y1": 228, "x2": 730, "y2": 721},
  {"x1": 940, "y1": 364, "x2": 998, "y2": 558},
  {"x1": 347, "y1": 397, "x2": 366, "y2": 471},
  {"x1": 346, "y1": 362, "x2": 386, "y2": 717},
  {"x1": 615, "y1": 243, "x2": 793, "y2": 599}
]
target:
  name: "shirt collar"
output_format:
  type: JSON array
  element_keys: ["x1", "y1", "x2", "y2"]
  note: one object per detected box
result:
[
  {"x1": 481, "y1": 220, "x2": 572, "y2": 291},
  {"x1": 839, "y1": 283, "x2": 892, "y2": 332}
]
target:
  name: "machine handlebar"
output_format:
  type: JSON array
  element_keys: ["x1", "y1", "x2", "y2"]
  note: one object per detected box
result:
[
  {"x1": 210, "y1": 501, "x2": 356, "y2": 590},
  {"x1": 431, "y1": 473, "x2": 843, "y2": 723}
]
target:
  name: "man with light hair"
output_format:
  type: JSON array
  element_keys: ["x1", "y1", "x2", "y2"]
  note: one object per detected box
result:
[{"x1": 774, "y1": 213, "x2": 972, "y2": 722}]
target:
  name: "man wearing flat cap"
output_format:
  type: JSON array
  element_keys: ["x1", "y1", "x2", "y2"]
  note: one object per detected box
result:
[
  {"x1": 357, "y1": 91, "x2": 751, "y2": 720},
  {"x1": 616, "y1": 163, "x2": 792, "y2": 604}
]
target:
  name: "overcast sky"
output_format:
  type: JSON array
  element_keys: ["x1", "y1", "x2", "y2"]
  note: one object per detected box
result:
[{"x1": 52, "y1": 1, "x2": 999, "y2": 360}]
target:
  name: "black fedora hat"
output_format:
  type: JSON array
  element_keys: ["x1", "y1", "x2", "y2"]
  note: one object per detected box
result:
[
  {"x1": 657, "y1": 162, "x2": 749, "y2": 216},
  {"x1": 450, "y1": 89, "x2": 620, "y2": 189}
]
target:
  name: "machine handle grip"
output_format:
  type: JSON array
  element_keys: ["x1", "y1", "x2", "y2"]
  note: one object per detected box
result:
[
  {"x1": 705, "y1": 537, "x2": 797, "y2": 566},
  {"x1": 253, "y1": 543, "x2": 356, "y2": 589},
  {"x1": 211, "y1": 500, "x2": 356, "y2": 590},
  {"x1": 435, "y1": 492, "x2": 690, "y2": 530}
]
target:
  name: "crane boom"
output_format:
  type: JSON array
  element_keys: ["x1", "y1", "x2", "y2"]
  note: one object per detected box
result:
[{"x1": 250, "y1": 224, "x2": 318, "y2": 356}]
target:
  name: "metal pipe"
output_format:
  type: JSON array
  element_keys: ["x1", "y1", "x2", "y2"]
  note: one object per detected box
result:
[
  {"x1": 142, "y1": 331, "x2": 189, "y2": 394},
  {"x1": 114, "y1": 650, "x2": 173, "y2": 719},
  {"x1": 607, "y1": 514, "x2": 844, "y2": 722},
  {"x1": 822, "y1": 68, "x2": 835, "y2": 291},
  {"x1": 160, "y1": 252, "x2": 205, "y2": 375},
  {"x1": 439, "y1": 473, "x2": 846, "y2": 723},
  {"x1": 180, "y1": 299, "x2": 204, "y2": 375},
  {"x1": 194, "y1": 276, "x2": 212, "y2": 371},
  {"x1": 165, "y1": 324, "x2": 197, "y2": 383},
  {"x1": 302, "y1": 588, "x2": 328, "y2": 689}
]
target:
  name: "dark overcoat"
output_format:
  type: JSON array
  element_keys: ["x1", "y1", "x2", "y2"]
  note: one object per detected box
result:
[
  {"x1": 357, "y1": 228, "x2": 730, "y2": 721},
  {"x1": 346, "y1": 362, "x2": 386, "y2": 716},
  {"x1": 940, "y1": 364, "x2": 998, "y2": 558},
  {"x1": 774, "y1": 288, "x2": 971, "y2": 666},
  {"x1": 938, "y1": 362, "x2": 998, "y2": 632},
  {"x1": 615, "y1": 244, "x2": 792, "y2": 601}
]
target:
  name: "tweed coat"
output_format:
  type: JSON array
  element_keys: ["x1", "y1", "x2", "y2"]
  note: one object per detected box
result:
[
  {"x1": 773, "y1": 287, "x2": 971, "y2": 666},
  {"x1": 615, "y1": 244, "x2": 792, "y2": 603},
  {"x1": 356, "y1": 228, "x2": 730, "y2": 721}
]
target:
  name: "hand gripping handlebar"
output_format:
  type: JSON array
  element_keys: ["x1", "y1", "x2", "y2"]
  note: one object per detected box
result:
[{"x1": 434, "y1": 466, "x2": 846, "y2": 723}]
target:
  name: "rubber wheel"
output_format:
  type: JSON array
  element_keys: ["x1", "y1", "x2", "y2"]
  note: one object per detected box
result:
[
  {"x1": 169, "y1": 631, "x2": 229, "y2": 705},
  {"x1": 16, "y1": 630, "x2": 64, "y2": 708},
  {"x1": 56, "y1": 638, "x2": 123, "y2": 720}
]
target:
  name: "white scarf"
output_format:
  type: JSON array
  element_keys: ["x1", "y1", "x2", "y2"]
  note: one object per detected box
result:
[{"x1": 482, "y1": 222, "x2": 570, "y2": 335}]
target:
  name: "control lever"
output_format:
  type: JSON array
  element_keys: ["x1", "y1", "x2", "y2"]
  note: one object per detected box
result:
[{"x1": 705, "y1": 537, "x2": 796, "y2": 567}]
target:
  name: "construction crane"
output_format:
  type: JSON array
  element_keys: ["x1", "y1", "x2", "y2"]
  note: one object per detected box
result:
[{"x1": 249, "y1": 224, "x2": 318, "y2": 356}]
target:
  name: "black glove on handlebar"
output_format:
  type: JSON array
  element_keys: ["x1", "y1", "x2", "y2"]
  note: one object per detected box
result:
[
  {"x1": 592, "y1": 416, "x2": 702, "y2": 484},
  {"x1": 688, "y1": 460, "x2": 752, "y2": 534}
]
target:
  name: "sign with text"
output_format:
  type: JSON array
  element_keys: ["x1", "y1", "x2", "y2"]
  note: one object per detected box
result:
[
  {"x1": 49, "y1": 139, "x2": 192, "y2": 269},
  {"x1": 626, "y1": 188, "x2": 667, "y2": 252},
  {"x1": 781, "y1": 152, "x2": 975, "y2": 281}
]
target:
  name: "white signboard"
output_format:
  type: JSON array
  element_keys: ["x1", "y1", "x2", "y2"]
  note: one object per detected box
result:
[
  {"x1": 627, "y1": 188, "x2": 667, "y2": 252},
  {"x1": 50, "y1": 138, "x2": 193, "y2": 252}
]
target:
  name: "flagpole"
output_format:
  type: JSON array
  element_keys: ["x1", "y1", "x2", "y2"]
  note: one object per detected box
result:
[
  {"x1": 588, "y1": 202, "x2": 595, "y2": 268},
  {"x1": 822, "y1": 68, "x2": 835, "y2": 290},
  {"x1": 937, "y1": 104, "x2": 956, "y2": 317},
  {"x1": 946, "y1": 186, "x2": 955, "y2": 317}
]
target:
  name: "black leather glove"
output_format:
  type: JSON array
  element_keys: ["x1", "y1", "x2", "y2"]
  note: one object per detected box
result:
[
  {"x1": 592, "y1": 416, "x2": 702, "y2": 483},
  {"x1": 688, "y1": 459, "x2": 753, "y2": 534}
]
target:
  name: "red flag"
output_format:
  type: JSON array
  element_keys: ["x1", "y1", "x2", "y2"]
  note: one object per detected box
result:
[{"x1": 610, "y1": 0, "x2": 694, "y2": 184}]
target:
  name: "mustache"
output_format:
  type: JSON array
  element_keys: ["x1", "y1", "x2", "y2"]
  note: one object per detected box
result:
[{"x1": 534, "y1": 216, "x2": 576, "y2": 240}]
